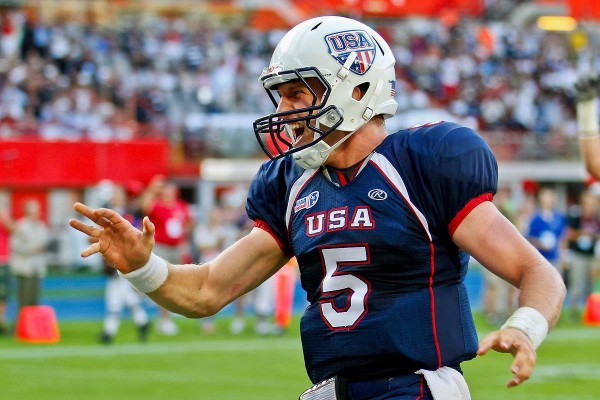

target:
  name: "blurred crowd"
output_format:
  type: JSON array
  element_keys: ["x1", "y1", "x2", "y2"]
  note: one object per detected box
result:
[{"x1": 0, "y1": 10, "x2": 598, "y2": 158}]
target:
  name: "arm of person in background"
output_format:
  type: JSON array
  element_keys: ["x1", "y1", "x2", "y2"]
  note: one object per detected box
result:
[
  {"x1": 452, "y1": 202, "x2": 566, "y2": 388},
  {"x1": 576, "y1": 74, "x2": 600, "y2": 178},
  {"x1": 138, "y1": 175, "x2": 165, "y2": 214},
  {"x1": 69, "y1": 202, "x2": 289, "y2": 318},
  {"x1": 0, "y1": 209, "x2": 15, "y2": 233}
]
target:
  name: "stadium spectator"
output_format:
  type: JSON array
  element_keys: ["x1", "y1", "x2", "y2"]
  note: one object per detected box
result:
[
  {"x1": 0, "y1": 195, "x2": 14, "y2": 334},
  {"x1": 71, "y1": 16, "x2": 565, "y2": 398},
  {"x1": 139, "y1": 175, "x2": 192, "y2": 336},
  {"x1": 526, "y1": 186, "x2": 568, "y2": 274},
  {"x1": 227, "y1": 206, "x2": 256, "y2": 335},
  {"x1": 10, "y1": 199, "x2": 49, "y2": 311},
  {"x1": 193, "y1": 205, "x2": 238, "y2": 334},
  {"x1": 99, "y1": 183, "x2": 151, "y2": 344},
  {"x1": 566, "y1": 190, "x2": 600, "y2": 321},
  {"x1": 216, "y1": 187, "x2": 283, "y2": 336}
]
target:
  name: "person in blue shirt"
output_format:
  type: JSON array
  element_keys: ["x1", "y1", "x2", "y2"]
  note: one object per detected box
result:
[
  {"x1": 70, "y1": 16, "x2": 565, "y2": 400},
  {"x1": 526, "y1": 187, "x2": 567, "y2": 270}
]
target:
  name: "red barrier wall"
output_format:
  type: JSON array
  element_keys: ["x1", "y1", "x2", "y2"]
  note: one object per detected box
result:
[{"x1": 0, "y1": 139, "x2": 169, "y2": 188}]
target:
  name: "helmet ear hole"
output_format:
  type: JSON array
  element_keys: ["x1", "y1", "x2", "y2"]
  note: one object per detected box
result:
[{"x1": 354, "y1": 82, "x2": 370, "y2": 101}]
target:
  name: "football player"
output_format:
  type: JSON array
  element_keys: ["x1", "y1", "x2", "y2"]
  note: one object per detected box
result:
[{"x1": 71, "y1": 16, "x2": 565, "y2": 399}]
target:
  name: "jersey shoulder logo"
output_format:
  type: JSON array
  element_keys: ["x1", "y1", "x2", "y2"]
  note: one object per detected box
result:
[
  {"x1": 295, "y1": 191, "x2": 319, "y2": 212},
  {"x1": 324, "y1": 30, "x2": 376, "y2": 75}
]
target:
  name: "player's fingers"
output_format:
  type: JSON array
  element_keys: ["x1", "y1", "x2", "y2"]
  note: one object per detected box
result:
[
  {"x1": 141, "y1": 216, "x2": 156, "y2": 248},
  {"x1": 73, "y1": 202, "x2": 97, "y2": 221},
  {"x1": 507, "y1": 344, "x2": 536, "y2": 388},
  {"x1": 99, "y1": 216, "x2": 114, "y2": 227},
  {"x1": 74, "y1": 203, "x2": 114, "y2": 228},
  {"x1": 80, "y1": 242, "x2": 101, "y2": 258},
  {"x1": 69, "y1": 218, "x2": 100, "y2": 237},
  {"x1": 477, "y1": 332, "x2": 500, "y2": 355},
  {"x1": 93, "y1": 208, "x2": 122, "y2": 227}
]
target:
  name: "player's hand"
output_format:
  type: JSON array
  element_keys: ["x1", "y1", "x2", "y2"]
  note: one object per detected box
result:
[
  {"x1": 575, "y1": 74, "x2": 599, "y2": 103},
  {"x1": 477, "y1": 327, "x2": 537, "y2": 388},
  {"x1": 69, "y1": 202, "x2": 155, "y2": 274}
]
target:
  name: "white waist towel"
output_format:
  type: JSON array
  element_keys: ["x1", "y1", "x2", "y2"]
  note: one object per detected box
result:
[{"x1": 415, "y1": 367, "x2": 471, "y2": 400}]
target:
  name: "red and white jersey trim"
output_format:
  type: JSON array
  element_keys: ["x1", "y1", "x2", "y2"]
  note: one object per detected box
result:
[{"x1": 370, "y1": 153, "x2": 432, "y2": 242}]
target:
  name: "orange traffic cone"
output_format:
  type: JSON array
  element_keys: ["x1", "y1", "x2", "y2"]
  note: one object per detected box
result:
[
  {"x1": 15, "y1": 305, "x2": 60, "y2": 344},
  {"x1": 583, "y1": 293, "x2": 600, "y2": 326},
  {"x1": 274, "y1": 261, "x2": 297, "y2": 330}
]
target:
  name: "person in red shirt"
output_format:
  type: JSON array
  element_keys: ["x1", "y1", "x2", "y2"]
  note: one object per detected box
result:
[
  {"x1": 0, "y1": 198, "x2": 14, "y2": 334},
  {"x1": 140, "y1": 176, "x2": 192, "y2": 335}
]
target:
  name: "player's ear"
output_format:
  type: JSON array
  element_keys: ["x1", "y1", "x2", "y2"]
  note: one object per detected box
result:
[{"x1": 352, "y1": 83, "x2": 370, "y2": 101}]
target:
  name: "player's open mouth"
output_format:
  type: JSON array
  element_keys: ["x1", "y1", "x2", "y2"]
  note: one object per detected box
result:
[{"x1": 286, "y1": 122, "x2": 306, "y2": 144}]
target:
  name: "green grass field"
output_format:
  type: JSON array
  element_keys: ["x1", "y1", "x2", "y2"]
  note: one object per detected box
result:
[{"x1": 0, "y1": 313, "x2": 598, "y2": 400}]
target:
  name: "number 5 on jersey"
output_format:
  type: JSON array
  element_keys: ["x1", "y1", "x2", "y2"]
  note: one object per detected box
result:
[{"x1": 320, "y1": 245, "x2": 371, "y2": 330}]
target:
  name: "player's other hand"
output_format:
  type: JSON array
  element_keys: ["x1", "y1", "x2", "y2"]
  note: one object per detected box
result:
[
  {"x1": 477, "y1": 327, "x2": 537, "y2": 388},
  {"x1": 575, "y1": 74, "x2": 599, "y2": 103},
  {"x1": 69, "y1": 202, "x2": 155, "y2": 274}
]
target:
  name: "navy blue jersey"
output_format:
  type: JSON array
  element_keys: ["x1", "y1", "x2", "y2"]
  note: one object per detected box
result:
[{"x1": 246, "y1": 122, "x2": 498, "y2": 383}]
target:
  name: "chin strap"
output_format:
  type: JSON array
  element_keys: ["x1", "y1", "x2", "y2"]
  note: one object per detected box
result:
[{"x1": 292, "y1": 126, "x2": 357, "y2": 169}]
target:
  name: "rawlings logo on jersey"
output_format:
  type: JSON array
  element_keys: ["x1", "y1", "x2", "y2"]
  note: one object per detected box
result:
[
  {"x1": 324, "y1": 30, "x2": 376, "y2": 75},
  {"x1": 295, "y1": 191, "x2": 319, "y2": 212},
  {"x1": 368, "y1": 189, "x2": 388, "y2": 200}
]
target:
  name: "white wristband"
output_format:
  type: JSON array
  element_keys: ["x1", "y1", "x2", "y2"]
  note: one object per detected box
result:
[
  {"x1": 501, "y1": 307, "x2": 548, "y2": 349},
  {"x1": 577, "y1": 98, "x2": 599, "y2": 137},
  {"x1": 119, "y1": 253, "x2": 169, "y2": 293}
]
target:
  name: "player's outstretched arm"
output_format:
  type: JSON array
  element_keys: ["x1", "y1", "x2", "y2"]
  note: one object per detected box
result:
[
  {"x1": 147, "y1": 227, "x2": 289, "y2": 318},
  {"x1": 70, "y1": 202, "x2": 289, "y2": 318},
  {"x1": 576, "y1": 74, "x2": 600, "y2": 179},
  {"x1": 452, "y1": 201, "x2": 566, "y2": 388}
]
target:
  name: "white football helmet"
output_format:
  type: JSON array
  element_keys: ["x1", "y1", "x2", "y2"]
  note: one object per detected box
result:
[{"x1": 253, "y1": 16, "x2": 398, "y2": 169}]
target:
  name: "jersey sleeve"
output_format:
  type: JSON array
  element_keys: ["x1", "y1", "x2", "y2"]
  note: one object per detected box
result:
[
  {"x1": 246, "y1": 161, "x2": 293, "y2": 256},
  {"x1": 426, "y1": 125, "x2": 498, "y2": 236}
]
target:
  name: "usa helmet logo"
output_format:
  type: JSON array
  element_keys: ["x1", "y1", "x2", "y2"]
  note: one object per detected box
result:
[{"x1": 324, "y1": 30, "x2": 376, "y2": 75}]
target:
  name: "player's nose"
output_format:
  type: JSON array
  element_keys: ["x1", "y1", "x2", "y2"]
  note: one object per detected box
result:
[{"x1": 276, "y1": 95, "x2": 296, "y2": 114}]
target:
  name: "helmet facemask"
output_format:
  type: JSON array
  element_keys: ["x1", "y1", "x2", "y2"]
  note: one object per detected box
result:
[{"x1": 252, "y1": 67, "x2": 343, "y2": 163}]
